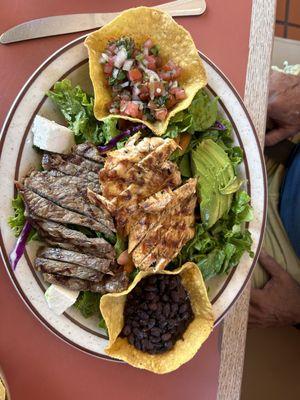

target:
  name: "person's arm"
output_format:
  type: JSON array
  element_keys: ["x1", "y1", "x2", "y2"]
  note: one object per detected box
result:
[
  {"x1": 266, "y1": 70, "x2": 300, "y2": 146},
  {"x1": 249, "y1": 250, "x2": 300, "y2": 328}
]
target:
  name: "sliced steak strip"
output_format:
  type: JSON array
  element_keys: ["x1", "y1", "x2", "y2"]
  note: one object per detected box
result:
[
  {"x1": 42, "y1": 153, "x2": 100, "y2": 193},
  {"x1": 35, "y1": 257, "x2": 103, "y2": 282},
  {"x1": 29, "y1": 219, "x2": 115, "y2": 259},
  {"x1": 43, "y1": 270, "x2": 128, "y2": 294},
  {"x1": 38, "y1": 247, "x2": 115, "y2": 274},
  {"x1": 73, "y1": 143, "x2": 105, "y2": 164},
  {"x1": 23, "y1": 171, "x2": 114, "y2": 232},
  {"x1": 20, "y1": 187, "x2": 113, "y2": 236},
  {"x1": 42, "y1": 153, "x2": 100, "y2": 174}
]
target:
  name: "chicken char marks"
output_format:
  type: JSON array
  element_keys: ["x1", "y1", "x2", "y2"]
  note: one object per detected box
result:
[{"x1": 20, "y1": 143, "x2": 128, "y2": 294}]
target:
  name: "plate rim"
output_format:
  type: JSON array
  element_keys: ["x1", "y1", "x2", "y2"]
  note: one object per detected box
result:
[{"x1": 0, "y1": 33, "x2": 267, "y2": 359}]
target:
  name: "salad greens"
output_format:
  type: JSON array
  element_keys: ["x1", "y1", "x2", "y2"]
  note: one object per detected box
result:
[
  {"x1": 8, "y1": 194, "x2": 38, "y2": 241},
  {"x1": 163, "y1": 89, "x2": 218, "y2": 139},
  {"x1": 75, "y1": 291, "x2": 107, "y2": 331},
  {"x1": 173, "y1": 190, "x2": 253, "y2": 280},
  {"x1": 47, "y1": 79, "x2": 120, "y2": 145}
]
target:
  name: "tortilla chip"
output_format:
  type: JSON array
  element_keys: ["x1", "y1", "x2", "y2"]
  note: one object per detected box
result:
[
  {"x1": 100, "y1": 262, "x2": 214, "y2": 374},
  {"x1": 85, "y1": 7, "x2": 207, "y2": 136}
]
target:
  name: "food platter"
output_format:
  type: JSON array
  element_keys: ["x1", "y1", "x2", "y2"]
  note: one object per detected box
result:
[{"x1": 0, "y1": 26, "x2": 266, "y2": 361}]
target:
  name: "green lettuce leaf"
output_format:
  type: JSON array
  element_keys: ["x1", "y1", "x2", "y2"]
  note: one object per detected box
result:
[
  {"x1": 47, "y1": 79, "x2": 120, "y2": 145},
  {"x1": 8, "y1": 194, "x2": 38, "y2": 241},
  {"x1": 75, "y1": 291, "x2": 100, "y2": 318},
  {"x1": 188, "y1": 90, "x2": 218, "y2": 132}
]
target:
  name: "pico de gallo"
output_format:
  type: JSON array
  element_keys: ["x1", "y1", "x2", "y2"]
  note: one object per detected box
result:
[{"x1": 99, "y1": 37, "x2": 187, "y2": 122}]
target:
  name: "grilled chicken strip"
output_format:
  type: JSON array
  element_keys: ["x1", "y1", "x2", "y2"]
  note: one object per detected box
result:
[
  {"x1": 128, "y1": 179, "x2": 197, "y2": 252},
  {"x1": 29, "y1": 219, "x2": 115, "y2": 259},
  {"x1": 131, "y1": 179, "x2": 197, "y2": 270},
  {"x1": 38, "y1": 247, "x2": 115, "y2": 274},
  {"x1": 43, "y1": 270, "x2": 129, "y2": 294},
  {"x1": 23, "y1": 170, "x2": 114, "y2": 232},
  {"x1": 20, "y1": 187, "x2": 114, "y2": 236}
]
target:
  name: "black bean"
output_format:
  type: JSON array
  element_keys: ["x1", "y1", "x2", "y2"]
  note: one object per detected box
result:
[
  {"x1": 161, "y1": 332, "x2": 172, "y2": 341},
  {"x1": 164, "y1": 340, "x2": 173, "y2": 350},
  {"x1": 145, "y1": 284, "x2": 157, "y2": 292},
  {"x1": 133, "y1": 328, "x2": 144, "y2": 340},
  {"x1": 150, "y1": 327, "x2": 161, "y2": 337},
  {"x1": 170, "y1": 303, "x2": 178, "y2": 317},
  {"x1": 150, "y1": 336, "x2": 162, "y2": 343},
  {"x1": 148, "y1": 302, "x2": 158, "y2": 311},
  {"x1": 179, "y1": 303, "x2": 188, "y2": 314},
  {"x1": 169, "y1": 278, "x2": 178, "y2": 290},
  {"x1": 147, "y1": 319, "x2": 156, "y2": 329},
  {"x1": 159, "y1": 280, "x2": 166, "y2": 293},
  {"x1": 122, "y1": 325, "x2": 131, "y2": 336},
  {"x1": 131, "y1": 320, "x2": 139, "y2": 327},
  {"x1": 135, "y1": 339, "x2": 142, "y2": 350},
  {"x1": 145, "y1": 292, "x2": 156, "y2": 301},
  {"x1": 148, "y1": 275, "x2": 157, "y2": 284},
  {"x1": 128, "y1": 334, "x2": 135, "y2": 345},
  {"x1": 170, "y1": 290, "x2": 179, "y2": 303},
  {"x1": 163, "y1": 303, "x2": 171, "y2": 317},
  {"x1": 138, "y1": 310, "x2": 149, "y2": 320},
  {"x1": 162, "y1": 294, "x2": 169, "y2": 302}
]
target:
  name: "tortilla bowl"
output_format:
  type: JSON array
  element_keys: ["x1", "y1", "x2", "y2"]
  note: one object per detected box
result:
[
  {"x1": 100, "y1": 262, "x2": 214, "y2": 374},
  {"x1": 85, "y1": 6, "x2": 207, "y2": 136}
]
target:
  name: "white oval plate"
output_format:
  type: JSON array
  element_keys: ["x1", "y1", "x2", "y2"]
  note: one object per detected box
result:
[{"x1": 0, "y1": 35, "x2": 267, "y2": 359}]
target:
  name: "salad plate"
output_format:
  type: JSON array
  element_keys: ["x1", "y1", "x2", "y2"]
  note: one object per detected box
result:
[{"x1": 0, "y1": 22, "x2": 266, "y2": 360}]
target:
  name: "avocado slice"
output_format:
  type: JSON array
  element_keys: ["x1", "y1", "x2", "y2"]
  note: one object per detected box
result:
[{"x1": 191, "y1": 139, "x2": 242, "y2": 228}]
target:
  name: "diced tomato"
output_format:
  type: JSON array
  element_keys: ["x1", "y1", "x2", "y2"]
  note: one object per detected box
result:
[
  {"x1": 166, "y1": 94, "x2": 177, "y2": 108},
  {"x1": 162, "y1": 60, "x2": 177, "y2": 71},
  {"x1": 156, "y1": 56, "x2": 162, "y2": 68},
  {"x1": 159, "y1": 66, "x2": 182, "y2": 81},
  {"x1": 128, "y1": 68, "x2": 143, "y2": 82},
  {"x1": 144, "y1": 55, "x2": 157, "y2": 70},
  {"x1": 103, "y1": 63, "x2": 113, "y2": 75},
  {"x1": 153, "y1": 82, "x2": 164, "y2": 97},
  {"x1": 170, "y1": 87, "x2": 187, "y2": 100},
  {"x1": 139, "y1": 84, "x2": 150, "y2": 101},
  {"x1": 124, "y1": 101, "x2": 140, "y2": 118},
  {"x1": 155, "y1": 108, "x2": 168, "y2": 121},
  {"x1": 143, "y1": 39, "x2": 153, "y2": 49}
]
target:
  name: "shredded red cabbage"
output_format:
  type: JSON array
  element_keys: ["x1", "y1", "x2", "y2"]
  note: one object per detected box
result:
[
  {"x1": 98, "y1": 124, "x2": 146, "y2": 153},
  {"x1": 213, "y1": 121, "x2": 226, "y2": 131},
  {"x1": 9, "y1": 220, "x2": 32, "y2": 271}
]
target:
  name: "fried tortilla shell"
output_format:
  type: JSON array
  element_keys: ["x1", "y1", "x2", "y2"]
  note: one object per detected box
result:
[
  {"x1": 85, "y1": 7, "x2": 207, "y2": 136},
  {"x1": 100, "y1": 262, "x2": 214, "y2": 374}
]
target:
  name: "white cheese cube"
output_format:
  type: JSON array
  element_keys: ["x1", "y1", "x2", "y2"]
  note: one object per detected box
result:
[
  {"x1": 45, "y1": 284, "x2": 79, "y2": 315},
  {"x1": 32, "y1": 115, "x2": 75, "y2": 154}
]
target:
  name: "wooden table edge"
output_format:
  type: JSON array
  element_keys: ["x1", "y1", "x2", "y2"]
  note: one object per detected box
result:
[{"x1": 217, "y1": 0, "x2": 276, "y2": 399}]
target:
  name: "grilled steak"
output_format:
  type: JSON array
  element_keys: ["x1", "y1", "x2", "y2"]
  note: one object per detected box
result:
[
  {"x1": 29, "y1": 219, "x2": 115, "y2": 259},
  {"x1": 42, "y1": 153, "x2": 100, "y2": 192},
  {"x1": 43, "y1": 270, "x2": 129, "y2": 294},
  {"x1": 23, "y1": 170, "x2": 114, "y2": 233},
  {"x1": 35, "y1": 257, "x2": 103, "y2": 282},
  {"x1": 20, "y1": 187, "x2": 113, "y2": 236},
  {"x1": 73, "y1": 143, "x2": 105, "y2": 164},
  {"x1": 38, "y1": 247, "x2": 115, "y2": 274}
]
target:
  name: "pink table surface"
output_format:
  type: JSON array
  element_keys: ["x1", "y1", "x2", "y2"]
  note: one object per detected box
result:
[{"x1": 0, "y1": 1, "x2": 252, "y2": 399}]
